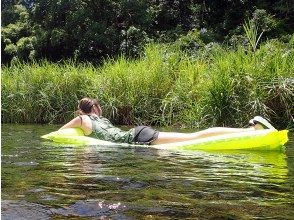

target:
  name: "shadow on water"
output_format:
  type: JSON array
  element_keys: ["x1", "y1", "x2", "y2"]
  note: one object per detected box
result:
[{"x1": 1, "y1": 124, "x2": 294, "y2": 219}]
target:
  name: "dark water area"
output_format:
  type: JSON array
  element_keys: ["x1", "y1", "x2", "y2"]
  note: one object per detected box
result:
[{"x1": 1, "y1": 124, "x2": 294, "y2": 220}]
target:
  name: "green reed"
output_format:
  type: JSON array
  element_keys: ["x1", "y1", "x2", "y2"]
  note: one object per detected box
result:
[{"x1": 2, "y1": 40, "x2": 293, "y2": 129}]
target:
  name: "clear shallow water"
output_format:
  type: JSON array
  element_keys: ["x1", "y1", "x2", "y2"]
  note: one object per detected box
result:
[{"x1": 1, "y1": 124, "x2": 294, "y2": 219}]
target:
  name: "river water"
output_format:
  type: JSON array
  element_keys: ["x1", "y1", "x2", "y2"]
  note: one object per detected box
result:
[{"x1": 1, "y1": 124, "x2": 294, "y2": 219}]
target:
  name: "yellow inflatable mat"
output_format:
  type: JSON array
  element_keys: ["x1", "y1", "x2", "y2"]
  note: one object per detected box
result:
[{"x1": 41, "y1": 128, "x2": 288, "y2": 151}]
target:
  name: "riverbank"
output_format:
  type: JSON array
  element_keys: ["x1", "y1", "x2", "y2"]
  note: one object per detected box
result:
[{"x1": 2, "y1": 41, "x2": 293, "y2": 129}]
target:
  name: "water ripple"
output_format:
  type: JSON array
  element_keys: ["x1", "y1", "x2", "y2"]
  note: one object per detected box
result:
[{"x1": 1, "y1": 124, "x2": 294, "y2": 219}]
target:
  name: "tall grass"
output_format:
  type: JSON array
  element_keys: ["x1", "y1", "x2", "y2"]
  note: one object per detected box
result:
[
  {"x1": 2, "y1": 40, "x2": 294, "y2": 129},
  {"x1": 243, "y1": 19, "x2": 264, "y2": 53}
]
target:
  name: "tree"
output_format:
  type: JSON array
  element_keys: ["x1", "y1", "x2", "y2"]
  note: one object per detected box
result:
[
  {"x1": 1, "y1": 3, "x2": 37, "y2": 63},
  {"x1": 1, "y1": 0, "x2": 293, "y2": 64}
]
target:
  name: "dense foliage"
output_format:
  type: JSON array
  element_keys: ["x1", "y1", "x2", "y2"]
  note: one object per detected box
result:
[
  {"x1": 2, "y1": 41, "x2": 293, "y2": 129},
  {"x1": 2, "y1": 1, "x2": 293, "y2": 129},
  {"x1": 2, "y1": 0, "x2": 293, "y2": 64}
]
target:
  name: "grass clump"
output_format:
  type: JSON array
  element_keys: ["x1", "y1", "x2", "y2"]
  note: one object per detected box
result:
[{"x1": 2, "y1": 40, "x2": 293, "y2": 130}]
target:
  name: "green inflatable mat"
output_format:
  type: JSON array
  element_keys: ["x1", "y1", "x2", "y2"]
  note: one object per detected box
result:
[{"x1": 41, "y1": 128, "x2": 288, "y2": 151}]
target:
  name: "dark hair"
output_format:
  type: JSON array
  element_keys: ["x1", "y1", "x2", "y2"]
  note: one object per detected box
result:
[{"x1": 77, "y1": 97, "x2": 102, "y2": 116}]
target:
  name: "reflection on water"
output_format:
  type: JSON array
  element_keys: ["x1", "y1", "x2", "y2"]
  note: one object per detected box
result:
[{"x1": 2, "y1": 124, "x2": 294, "y2": 219}]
